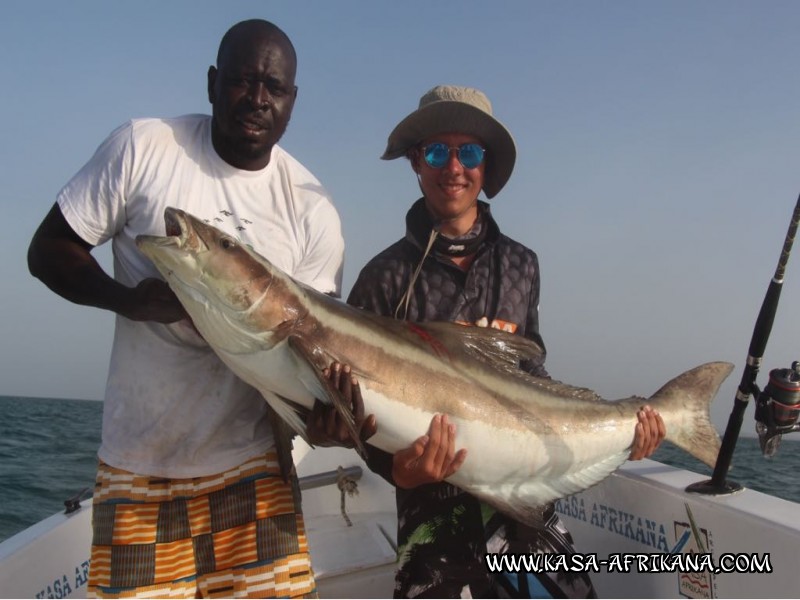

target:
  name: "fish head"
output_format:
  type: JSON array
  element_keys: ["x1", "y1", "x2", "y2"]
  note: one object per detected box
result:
[{"x1": 136, "y1": 207, "x2": 301, "y2": 353}]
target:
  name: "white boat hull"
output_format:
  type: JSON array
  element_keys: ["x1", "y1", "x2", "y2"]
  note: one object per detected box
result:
[{"x1": 557, "y1": 459, "x2": 799, "y2": 599}]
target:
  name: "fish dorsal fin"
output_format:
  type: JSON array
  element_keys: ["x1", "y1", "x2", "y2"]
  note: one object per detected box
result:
[
  {"x1": 406, "y1": 322, "x2": 604, "y2": 404},
  {"x1": 410, "y1": 321, "x2": 544, "y2": 372}
]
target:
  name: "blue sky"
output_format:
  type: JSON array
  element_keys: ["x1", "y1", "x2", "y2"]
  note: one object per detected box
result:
[{"x1": 1, "y1": 0, "x2": 799, "y2": 436}]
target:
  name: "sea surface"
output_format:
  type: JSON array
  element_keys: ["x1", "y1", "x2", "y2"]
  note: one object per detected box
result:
[{"x1": 1, "y1": 395, "x2": 800, "y2": 543}]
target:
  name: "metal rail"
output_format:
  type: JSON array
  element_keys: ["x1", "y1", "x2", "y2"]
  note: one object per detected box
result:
[
  {"x1": 299, "y1": 465, "x2": 363, "y2": 491},
  {"x1": 63, "y1": 466, "x2": 364, "y2": 513}
]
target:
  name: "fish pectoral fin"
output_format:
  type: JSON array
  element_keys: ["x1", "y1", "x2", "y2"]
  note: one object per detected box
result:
[
  {"x1": 266, "y1": 402, "x2": 299, "y2": 483},
  {"x1": 287, "y1": 336, "x2": 367, "y2": 459},
  {"x1": 262, "y1": 390, "x2": 313, "y2": 447}
]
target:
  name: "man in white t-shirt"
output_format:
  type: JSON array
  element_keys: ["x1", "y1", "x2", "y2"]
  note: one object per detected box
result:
[{"x1": 28, "y1": 19, "x2": 340, "y2": 598}]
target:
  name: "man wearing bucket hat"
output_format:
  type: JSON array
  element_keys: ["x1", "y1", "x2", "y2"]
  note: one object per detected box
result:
[{"x1": 344, "y1": 85, "x2": 666, "y2": 598}]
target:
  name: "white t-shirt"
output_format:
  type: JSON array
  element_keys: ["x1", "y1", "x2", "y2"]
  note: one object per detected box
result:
[{"x1": 57, "y1": 115, "x2": 345, "y2": 478}]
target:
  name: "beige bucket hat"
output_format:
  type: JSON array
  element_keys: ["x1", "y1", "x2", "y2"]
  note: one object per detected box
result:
[{"x1": 381, "y1": 85, "x2": 516, "y2": 198}]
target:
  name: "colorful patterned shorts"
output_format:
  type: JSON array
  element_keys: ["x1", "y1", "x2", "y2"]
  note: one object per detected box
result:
[{"x1": 88, "y1": 452, "x2": 316, "y2": 598}]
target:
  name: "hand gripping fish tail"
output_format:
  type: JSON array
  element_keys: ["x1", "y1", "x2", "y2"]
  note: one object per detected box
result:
[
  {"x1": 136, "y1": 207, "x2": 733, "y2": 527},
  {"x1": 646, "y1": 362, "x2": 732, "y2": 467}
]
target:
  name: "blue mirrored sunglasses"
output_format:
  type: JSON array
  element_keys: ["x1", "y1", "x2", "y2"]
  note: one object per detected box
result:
[{"x1": 422, "y1": 142, "x2": 486, "y2": 169}]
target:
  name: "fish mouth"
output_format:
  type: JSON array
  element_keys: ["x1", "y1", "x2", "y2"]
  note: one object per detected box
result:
[
  {"x1": 165, "y1": 207, "x2": 184, "y2": 238},
  {"x1": 162, "y1": 207, "x2": 198, "y2": 250},
  {"x1": 162, "y1": 207, "x2": 211, "y2": 253},
  {"x1": 135, "y1": 207, "x2": 206, "y2": 255}
]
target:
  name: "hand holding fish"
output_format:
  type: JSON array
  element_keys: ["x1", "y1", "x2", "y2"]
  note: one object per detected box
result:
[
  {"x1": 628, "y1": 406, "x2": 666, "y2": 460},
  {"x1": 125, "y1": 278, "x2": 189, "y2": 323},
  {"x1": 306, "y1": 362, "x2": 377, "y2": 448},
  {"x1": 392, "y1": 414, "x2": 468, "y2": 489},
  {"x1": 27, "y1": 203, "x2": 189, "y2": 325}
]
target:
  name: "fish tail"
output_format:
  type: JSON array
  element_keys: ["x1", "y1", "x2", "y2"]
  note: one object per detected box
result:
[{"x1": 647, "y1": 361, "x2": 734, "y2": 467}]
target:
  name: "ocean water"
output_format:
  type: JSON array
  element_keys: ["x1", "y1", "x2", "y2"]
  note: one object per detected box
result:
[
  {"x1": 1, "y1": 395, "x2": 799, "y2": 544},
  {"x1": 0, "y1": 396, "x2": 102, "y2": 543}
]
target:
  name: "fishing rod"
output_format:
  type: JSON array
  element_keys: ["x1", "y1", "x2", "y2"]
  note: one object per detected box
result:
[{"x1": 687, "y1": 193, "x2": 800, "y2": 496}]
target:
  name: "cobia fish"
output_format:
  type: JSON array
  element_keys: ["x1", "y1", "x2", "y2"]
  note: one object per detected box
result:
[{"x1": 136, "y1": 207, "x2": 732, "y2": 526}]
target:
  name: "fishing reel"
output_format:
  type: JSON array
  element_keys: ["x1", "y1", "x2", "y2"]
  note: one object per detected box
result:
[{"x1": 754, "y1": 361, "x2": 800, "y2": 457}]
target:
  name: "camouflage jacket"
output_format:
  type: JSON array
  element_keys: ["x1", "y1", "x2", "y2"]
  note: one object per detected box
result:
[{"x1": 347, "y1": 199, "x2": 595, "y2": 599}]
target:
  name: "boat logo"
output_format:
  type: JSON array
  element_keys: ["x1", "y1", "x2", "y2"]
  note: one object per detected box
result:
[{"x1": 672, "y1": 503, "x2": 714, "y2": 599}]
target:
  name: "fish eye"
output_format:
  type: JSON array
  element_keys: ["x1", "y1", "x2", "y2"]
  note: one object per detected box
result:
[{"x1": 220, "y1": 237, "x2": 236, "y2": 250}]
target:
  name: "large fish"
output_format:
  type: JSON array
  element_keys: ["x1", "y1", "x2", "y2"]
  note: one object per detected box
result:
[{"x1": 136, "y1": 207, "x2": 731, "y2": 525}]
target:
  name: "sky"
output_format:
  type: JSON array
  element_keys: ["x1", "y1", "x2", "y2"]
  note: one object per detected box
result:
[{"x1": 1, "y1": 0, "x2": 799, "y2": 438}]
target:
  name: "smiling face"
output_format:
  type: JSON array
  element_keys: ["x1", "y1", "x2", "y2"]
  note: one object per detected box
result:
[
  {"x1": 207, "y1": 22, "x2": 298, "y2": 171},
  {"x1": 411, "y1": 132, "x2": 486, "y2": 237}
]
